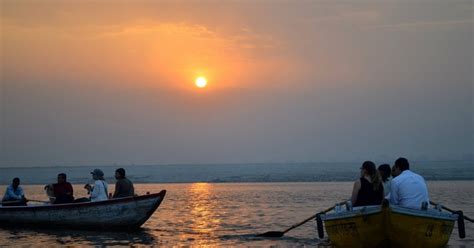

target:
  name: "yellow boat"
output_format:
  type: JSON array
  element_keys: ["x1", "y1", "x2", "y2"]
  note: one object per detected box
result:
[{"x1": 320, "y1": 201, "x2": 461, "y2": 248}]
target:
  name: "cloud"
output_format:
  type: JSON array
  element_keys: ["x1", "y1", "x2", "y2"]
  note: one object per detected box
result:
[{"x1": 367, "y1": 19, "x2": 473, "y2": 30}]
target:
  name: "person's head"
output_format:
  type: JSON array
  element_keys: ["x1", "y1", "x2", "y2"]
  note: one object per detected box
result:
[
  {"x1": 115, "y1": 168, "x2": 126, "y2": 180},
  {"x1": 391, "y1": 165, "x2": 397, "y2": 178},
  {"x1": 378, "y1": 164, "x2": 391, "y2": 182},
  {"x1": 57, "y1": 173, "x2": 67, "y2": 183},
  {"x1": 12, "y1": 177, "x2": 20, "y2": 188},
  {"x1": 91, "y1": 169, "x2": 105, "y2": 180},
  {"x1": 360, "y1": 161, "x2": 381, "y2": 190},
  {"x1": 360, "y1": 161, "x2": 377, "y2": 177},
  {"x1": 392, "y1": 157, "x2": 410, "y2": 177},
  {"x1": 44, "y1": 184, "x2": 55, "y2": 198}
]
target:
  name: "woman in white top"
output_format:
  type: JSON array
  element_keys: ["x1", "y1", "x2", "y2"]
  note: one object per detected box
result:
[
  {"x1": 85, "y1": 169, "x2": 109, "y2": 202},
  {"x1": 378, "y1": 164, "x2": 392, "y2": 199}
]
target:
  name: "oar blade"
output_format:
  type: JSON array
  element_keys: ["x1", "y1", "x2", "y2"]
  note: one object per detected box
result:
[{"x1": 256, "y1": 231, "x2": 285, "y2": 238}]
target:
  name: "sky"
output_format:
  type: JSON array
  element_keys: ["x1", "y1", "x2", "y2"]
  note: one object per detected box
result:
[{"x1": 1, "y1": 0, "x2": 473, "y2": 167}]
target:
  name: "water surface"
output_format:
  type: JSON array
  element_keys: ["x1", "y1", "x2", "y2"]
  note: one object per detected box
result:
[{"x1": 0, "y1": 182, "x2": 473, "y2": 247}]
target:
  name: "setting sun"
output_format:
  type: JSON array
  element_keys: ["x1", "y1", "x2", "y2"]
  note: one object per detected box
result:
[{"x1": 195, "y1": 76, "x2": 207, "y2": 88}]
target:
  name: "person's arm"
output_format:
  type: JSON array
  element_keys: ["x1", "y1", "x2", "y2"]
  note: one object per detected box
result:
[
  {"x1": 5, "y1": 187, "x2": 22, "y2": 200},
  {"x1": 4, "y1": 187, "x2": 14, "y2": 200},
  {"x1": 390, "y1": 180, "x2": 399, "y2": 205},
  {"x1": 113, "y1": 181, "x2": 121, "y2": 198},
  {"x1": 351, "y1": 180, "x2": 361, "y2": 205},
  {"x1": 90, "y1": 181, "x2": 100, "y2": 199},
  {"x1": 66, "y1": 183, "x2": 73, "y2": 196},
  {"x1": 19, "y1": 187, "x2": 25, "y2": 199},
  {"x1": 421, "y1": 176, "x2": 430, "y2": 205}
]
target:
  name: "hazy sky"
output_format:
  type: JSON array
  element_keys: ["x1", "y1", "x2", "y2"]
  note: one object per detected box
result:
[{"x1": 1, "y1": 0, "x2": 473, "y2": 167}]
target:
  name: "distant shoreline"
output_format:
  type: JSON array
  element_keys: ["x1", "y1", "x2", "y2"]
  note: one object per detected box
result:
[
  {"x1": 1, "y1": 179, "x2": 473, "y2": 187},
  {"x1": 0, "y1": 160, "x2": 472, "y2": 169},
  {"x1": 1, "y1": 161, "x2": 472, "y2": 185}
]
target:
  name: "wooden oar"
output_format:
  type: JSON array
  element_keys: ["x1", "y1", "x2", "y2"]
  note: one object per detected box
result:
[
  {"x1": 26, "y1": 199, "x2": 50, "y2": 204},
  {"x1": 430, "y1": 201, "x2": 473, "y2": 223},
  {"x1": 1, "y1": 199, "x2": 49, "y2": 206},
  {"x1": 0, "y1": 200, "x2": 24, "y2": 205},
  {"x1": 257, "y1": 201, "x2": 346, "y2": 238}
]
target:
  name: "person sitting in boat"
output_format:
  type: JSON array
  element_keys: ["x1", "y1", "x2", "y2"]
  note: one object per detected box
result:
[
  {"x1": 390, "y1": 157, "x2": 429, "y2": 209},
  {"x1": 378, "y1": 163, "x2": 392, "y2": 199},
  {"x1": 2, "y1": 177, "x2": 27, "y2": 206},
  {"x1": 51, "y1": 173, "x2": 74, "y2": 204},
  {"x1": 84, "y1": 169, "x2": 109, "y2": 202},
  {"x1": 351, "y1": 161, "x2": 384, "y2": 207},
  {"x1": 112, "y1": 168, "x2": 135, "y2": 198},
  {"x1": 44, "y1": 183, "x2": 55, "y2": 203}
]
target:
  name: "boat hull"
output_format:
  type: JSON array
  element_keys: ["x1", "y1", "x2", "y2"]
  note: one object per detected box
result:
[
  {"x1": 323, "y1": 203, "x2": 456, "y2": 248},
  {"x1": 0, "y1": 190, "x2": 166, "y2": 230}
]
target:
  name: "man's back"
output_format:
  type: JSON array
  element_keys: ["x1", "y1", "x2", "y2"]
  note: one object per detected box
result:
[
  {"x1": 390, "y1": 170, "x2": 429, "y2": 209},
  {"x1": 114, "y1": 178, "x2": 134, "y2": 198}
]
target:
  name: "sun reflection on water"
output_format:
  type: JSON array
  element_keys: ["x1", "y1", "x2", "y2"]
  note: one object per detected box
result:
[
  {"x1": 182, "y1": 183, "x2": 222, "y2": 246},
  {"x1": 2, "y1": 183, "x2": 472, "y2": 247}
]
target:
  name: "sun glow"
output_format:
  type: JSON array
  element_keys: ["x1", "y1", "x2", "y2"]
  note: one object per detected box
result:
[{"x1": 195, "y1": 76, "x2": 207, "y2": 88}]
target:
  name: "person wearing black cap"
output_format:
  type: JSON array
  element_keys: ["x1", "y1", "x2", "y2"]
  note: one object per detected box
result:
[
  {"x1": 84, "y1": 169, "x2": 109, "y2": 202},
  {"x1": 112, "y1": 168, "x2": 135, "y2": 198}
]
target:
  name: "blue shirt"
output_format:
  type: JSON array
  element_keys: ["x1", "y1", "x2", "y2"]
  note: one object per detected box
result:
[{"x1": 2, "y1": 185, "x2": 25, "y2": 201}]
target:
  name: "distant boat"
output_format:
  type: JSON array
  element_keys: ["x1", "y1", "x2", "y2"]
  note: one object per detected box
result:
[
  {"x1": 320, "y1": 201, "x2": 459, "y2": 247},
  {"x1": 0, "y1": 190, "x2": 166, "y2": 230}
]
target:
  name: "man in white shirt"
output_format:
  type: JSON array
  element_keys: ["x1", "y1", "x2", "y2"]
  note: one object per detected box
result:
[{"x1": 390, "y1": 158, "x2": 429, "y2": 209}]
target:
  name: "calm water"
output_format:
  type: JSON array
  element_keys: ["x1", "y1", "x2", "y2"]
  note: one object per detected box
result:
[{"x1": 0, "y1": 181, "x2": 473, "y2": 247}]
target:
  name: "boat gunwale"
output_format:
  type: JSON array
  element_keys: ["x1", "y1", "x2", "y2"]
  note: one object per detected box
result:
[
  {"x1": 322, "y1": 205, "x2": 382, "y2": 221},
  {"x1": 0, "y1": 190, "x2": 166, "y2": 212},
  {"x1": 322, "y1": 204, "x2": 457, "y2": 222},
  {"x1": 390, "y1": 205, "x2": 457, "y2": 221}
]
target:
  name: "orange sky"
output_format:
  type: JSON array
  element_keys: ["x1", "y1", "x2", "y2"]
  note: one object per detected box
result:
[
  {"x1": 2, "y1": 2, "x2": 304, "y2": 95},
  {"x1": 1, "y1": 1, "x2": 472, "y2": 166}
]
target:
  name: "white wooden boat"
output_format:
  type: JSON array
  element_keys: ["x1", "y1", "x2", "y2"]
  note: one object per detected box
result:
[{"x1": 0, "y1": 190, "x2": 166, "y2": 230}]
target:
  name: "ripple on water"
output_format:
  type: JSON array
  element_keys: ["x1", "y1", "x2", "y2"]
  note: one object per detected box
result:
[{"x1": 0, "y1": 181, "x2": 473, "y2": 247}]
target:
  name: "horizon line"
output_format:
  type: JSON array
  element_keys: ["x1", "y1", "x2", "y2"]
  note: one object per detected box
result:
[{"x1": 0, "y1": 159, "x2": 472, "y2": 169}]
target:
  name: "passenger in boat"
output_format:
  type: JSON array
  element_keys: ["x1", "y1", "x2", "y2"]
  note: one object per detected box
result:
[
  {"x1": 84, "y1": 169, "x2": 109, "y2": 202},
  {"x1": 378, "y1": 164, "x2": 392, "y2": 199},
  {"x1": 390, "y1": 157, "x2": 429, "y2": 209},
  {"x1": 44, "y1": 183, "x2": 55, "y2": 203},
  {"x1": 2, "y1": 177, "x2": 27, "y2": 206},
  {"x1": 351, "y1": 161, "x2": 384, "y2": 207},
  {"x1": 51, "y1": 173, "x2": 74, "y2": 204},
  {"x1": 112, "y1": 168, "x2": 135, "y2": 198}
]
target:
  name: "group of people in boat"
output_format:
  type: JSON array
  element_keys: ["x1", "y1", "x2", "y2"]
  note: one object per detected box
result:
[
  {"x1": 1, "y1": 168, "x2": 135, "y2": 206},
  {"x1": 2, "y1": 157, "x2": 429, "y2": 209},
  {"x1": 351, "y1": 157, "x2": 429, "y2": 209}
]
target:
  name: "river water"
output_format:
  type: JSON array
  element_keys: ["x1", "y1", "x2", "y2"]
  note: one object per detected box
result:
[{"x1": 0, "y1": 181, "x2": 473, "y2": 247}]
